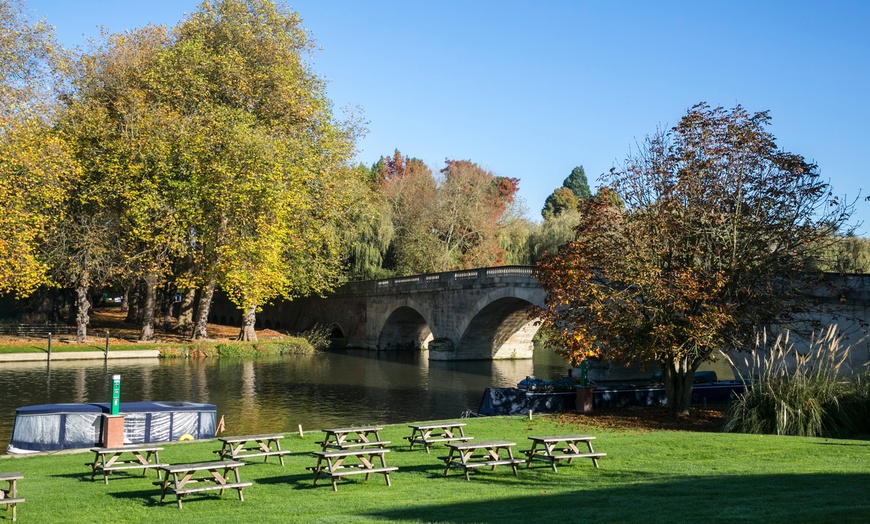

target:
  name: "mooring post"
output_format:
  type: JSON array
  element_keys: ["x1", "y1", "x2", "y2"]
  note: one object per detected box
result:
[
  {"x1": 47, "y1": 332, "x2": 52, "y2": 361},
  {"x1": 105, "y1": 331, "x2": 109, "y2": 360}
]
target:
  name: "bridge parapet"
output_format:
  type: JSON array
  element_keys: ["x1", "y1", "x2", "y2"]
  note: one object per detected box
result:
[{"x1": 335, "y1": 266, "x2": 536, "y2": 296}]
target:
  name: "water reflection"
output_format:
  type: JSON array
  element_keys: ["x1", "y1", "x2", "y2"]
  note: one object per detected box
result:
[{"x1": 0, "y1": 349, "x2": 568, "y2": 449}]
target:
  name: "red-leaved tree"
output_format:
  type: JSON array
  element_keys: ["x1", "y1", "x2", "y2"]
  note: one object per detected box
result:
[{"x1": 535, "y1": 103, "x2": 854, "y2": 414}]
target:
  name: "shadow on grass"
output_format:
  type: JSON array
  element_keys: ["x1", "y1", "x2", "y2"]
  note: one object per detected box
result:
[
  {"x1": 105, "y1": 487, "x2": 162, "y2": 507},
  {"x1": 254, "y1": 472, "x2": 312, "y2": 487},
  {"x1": 364, "y1": 472, "x2": 870, "y2": 524},
  {"x1": 51, "y1": 471, "x2": 103, "y2": 483}
]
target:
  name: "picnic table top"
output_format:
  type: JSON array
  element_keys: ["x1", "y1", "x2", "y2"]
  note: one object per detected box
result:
[
  {"x1": 446, "y1": 440, "x2": 516, "y2": 450},
  {"x1": 218, "y1": 433, "x2": 285, "y2": 443},
  {"x1": 322, "y1": 426, "x2": 383, "y2": 433},
  {"x1": 90, "y1": 445, "x2": 164, "y2": 453},
  {"x1": 408, "y1": 421, "x2": 467, "y2": 429},
  {"x1": 313, "y1": 448, "x2": 391, "y2": 458},
  {"x1": 159, "y1": 460, "x2": 245, "y2": 473},
  {"x1": 528, "y1": 435, "x2": 596, "y2": 442},
  {"x1": 0, "y1": 472, "x2": 23, "y2": 481}
]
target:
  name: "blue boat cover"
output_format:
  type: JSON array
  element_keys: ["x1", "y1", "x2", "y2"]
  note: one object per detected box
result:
[{"x1": 9, "y1": 402, "x2": 217, "y2": 453}]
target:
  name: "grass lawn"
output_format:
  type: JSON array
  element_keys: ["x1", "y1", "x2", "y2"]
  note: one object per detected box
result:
[
  {"x1": 1, "y1": 415, "x2": 867, "y2": 523},
  {"x1": 0, "y1": 341, "x2": 172, "y2": 354}
]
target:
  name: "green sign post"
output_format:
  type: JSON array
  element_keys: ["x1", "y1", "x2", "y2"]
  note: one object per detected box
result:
[{"x1": 111, "y1": 374, "x2": 121, "y2": 415}]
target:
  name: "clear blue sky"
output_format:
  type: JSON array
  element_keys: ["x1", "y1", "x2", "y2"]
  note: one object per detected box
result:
[{"x1": 28, "y1": 0, "x2": 870, "y2": 233}]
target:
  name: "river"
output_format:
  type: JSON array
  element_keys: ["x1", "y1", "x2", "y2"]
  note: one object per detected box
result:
[{"x1": 0, "y1": 348, "x2": 569, "y2": 450}]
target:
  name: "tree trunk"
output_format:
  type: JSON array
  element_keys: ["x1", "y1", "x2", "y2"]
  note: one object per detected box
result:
[
  {"x1": 662, "y1": 358, "x2": 697, "y2": 414},
  {"x1": 66, "y1": 288, "x2": 77, "y2": 327},
  {"x1": 176, "y1": 289, "x2": 195, "y2": 335},
  {"x1": 125, "y1": 283, "x2": 140, "y2": 323},
  {"x1": 75, "y1": 277, "x2": 90, "y2": 343},
  {"x1": 237, "y1": 305, "x2": 258, "y2": 342},
  {"x1": 120, "y1": 288, "x2": 129, "y2": 313},
  {"x1": 161, "y1": 286, "x2": 175, "y2": 332},
  {"x1": 192, "y1": 279, "x2": 216, "y2": 340},
  {"x1": 139, "y1": 272, "x2": 157, "y2": 341}
]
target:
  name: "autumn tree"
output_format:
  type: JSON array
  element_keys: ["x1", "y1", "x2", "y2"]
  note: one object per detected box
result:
[
  {"x1": 154, "y1": 0, "x2": 359, "y2": 341},
  {"x1": 536, "y1": 103, "x2": 854, "y2": 414},
  {"x1": 435, "y1": 160, "x2": 520, "y2": 270},
  {"x1": 375, "y1": 151, "x2": 441, "y2": 274},
  {"x1": 374, "y1": 152, "x2": 520, "y2": 274},
  {"x1": 0, "y1": 0, "x2": 73, "y2": 297},
  {"x1": 59, "y1": 24, "x2": 186, "y2": 342}
]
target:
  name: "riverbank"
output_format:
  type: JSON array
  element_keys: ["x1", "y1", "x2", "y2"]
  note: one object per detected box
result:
[
  {"x1": 1, "y1": 415, "x2": 867, "y2": 523},
  {"x1": 0, "y1": 350, "x2": 160, "y2": 362},
  {"x1": 0, "y1": 307, "x2": 315, "y2": 361}
]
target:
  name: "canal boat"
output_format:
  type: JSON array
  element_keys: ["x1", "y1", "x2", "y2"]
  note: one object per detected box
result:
[
  {"x1": 477, "y1": 371, "x2": 744, "y2": 415},
  {"x1": 7, "y1": 401, "x2": 217, "y2": 454}
]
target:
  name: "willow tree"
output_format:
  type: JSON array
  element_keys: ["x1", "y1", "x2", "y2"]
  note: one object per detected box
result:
[
  {"x1": 536, "y1": 103, "x2": 854, "y2": 414},
  {"x1": 0, "y1": 0, "x2": 73, "y2": 297},
  {"x1": 150, "y1": 0, "x2": 359, "y2": 341}
]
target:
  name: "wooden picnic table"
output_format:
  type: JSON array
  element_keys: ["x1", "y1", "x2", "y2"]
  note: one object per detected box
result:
[
  {"x1": 0, "y1": 472, "x2": 24, "y2": 522},
  {"x1": 215, "y1": 433, "x2": 290, "y2": 466},
  {"x1": 88, "y1": 445, "x2": 167, "y2": 484},
  {"x1": 156, "y1": 461, "x2": 251, "y2": 509},
  {"x1": 441, "y1": 440, "x2": 524, "y2": 481},
  {"x1": 310, "y1": 448, "x2": 398, "y2": 492},
  {"x1": 318, "y1": 426, "x2": 389, "y2": 451},
  {"x1": 406, "y1": 421, "x2": 473, "y2": 453},
  {"x1": 523, "y1": 435, "x2": 606, "y2": 472}
]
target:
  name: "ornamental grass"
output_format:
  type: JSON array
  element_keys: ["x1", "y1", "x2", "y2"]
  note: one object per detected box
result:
[{"x1": 724, "y1": 326, "x2": 870, "y2": 437}]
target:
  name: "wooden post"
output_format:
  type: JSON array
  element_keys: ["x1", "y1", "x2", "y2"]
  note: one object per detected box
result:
[
  {"x1": 47, "y1": 332, "x2": 52, "y2": 361},
  {"x1": 105, "y1": 331, "x2": 109, "y2": 360}
]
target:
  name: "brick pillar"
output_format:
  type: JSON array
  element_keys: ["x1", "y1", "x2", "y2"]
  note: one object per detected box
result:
[{"x1": 101, "y1": 414, "x2": 126, "y2": 448}]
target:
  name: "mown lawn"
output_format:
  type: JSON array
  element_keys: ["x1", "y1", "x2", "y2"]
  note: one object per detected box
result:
[
  {"x1": 1, "y1": 415, "x2": 867, "y2": 523},
  {"x1": 0, "y1": 341, "x2": 170, "y2": 354}
]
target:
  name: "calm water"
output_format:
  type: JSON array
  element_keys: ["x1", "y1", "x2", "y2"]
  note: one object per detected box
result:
[{"x1": 0, "y1": 348, "x2": 568, "y2": 449}]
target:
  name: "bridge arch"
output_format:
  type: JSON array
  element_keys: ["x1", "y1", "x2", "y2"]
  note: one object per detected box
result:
[
  {"x1": 377, "y1": 305, "x2": 434, "y2": 350},
  {"x1": 452, "y1": 287, "x2": 544, "y2": 359}
]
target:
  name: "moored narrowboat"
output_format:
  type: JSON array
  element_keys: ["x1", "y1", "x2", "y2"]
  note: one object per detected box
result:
[{"x1": 7, "y1": 401, "x2": 216, "y2": 454}]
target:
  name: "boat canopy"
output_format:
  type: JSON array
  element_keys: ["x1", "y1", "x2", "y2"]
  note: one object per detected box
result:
[{"x1": 9, "y1": 402, "x2": 217, "y2": 453}]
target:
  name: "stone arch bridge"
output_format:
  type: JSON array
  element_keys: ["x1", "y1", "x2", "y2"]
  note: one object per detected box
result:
[
  {"x1": 210, "y1": 268, "x2": 870, "y2": 364},
  {"x1": 241, "y1": 266, "x2": 546, "y2": 360}
]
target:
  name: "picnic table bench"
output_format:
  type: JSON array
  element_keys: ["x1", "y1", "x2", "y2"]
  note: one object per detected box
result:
[
  {"x1": 317, "y1": 426, "x2": 390, "y2": 451},
  {"x1": 215, "y1": 434, "x2": 290, "y2": 466},
  {"x1": 310, "y1": 448, "x2": 398, "y2": 492},
  {"x1": 0, "y1": 472, "x2": 24, "y2": 522},
  {"x1": 406, "y1": 422, "x2": 473, "y2": 453},
  {"x1": 156, "y1": 461, "x2": 250, "y2": 509},
  {"x1": 523, "y1": 435, "x2": 606, "y2": 472},
  {"x1": 88, "y1": 445, "x2": 167, "y2": 484},
  {"x1": 441, "y1": 440, "x2": 524, "y2": 481}
]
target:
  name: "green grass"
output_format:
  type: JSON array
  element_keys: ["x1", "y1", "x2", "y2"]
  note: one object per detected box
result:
[
  {"x1": 0, "y1": 342, "x2": 179, "y2": 354},
  {"x1": 1, "y1": 416, "x2": 868, "y2": 523},
  {"x1": 0, "y1": 338, "x2": 314, "y2": 357}
]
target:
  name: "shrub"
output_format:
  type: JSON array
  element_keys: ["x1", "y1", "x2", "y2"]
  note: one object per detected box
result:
[
  {"x1": 214, "y1": 341, "x2": 256, "y2": 357},
  {"x1": 255, "y1": 337, "x2": 314, "y2": 355},
  {"x1": 723, "y1": 326, "x2": 869, "y2": 438},
  {"x1": 299, "y1": 323, "x2": 332, "y2": 351}
]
